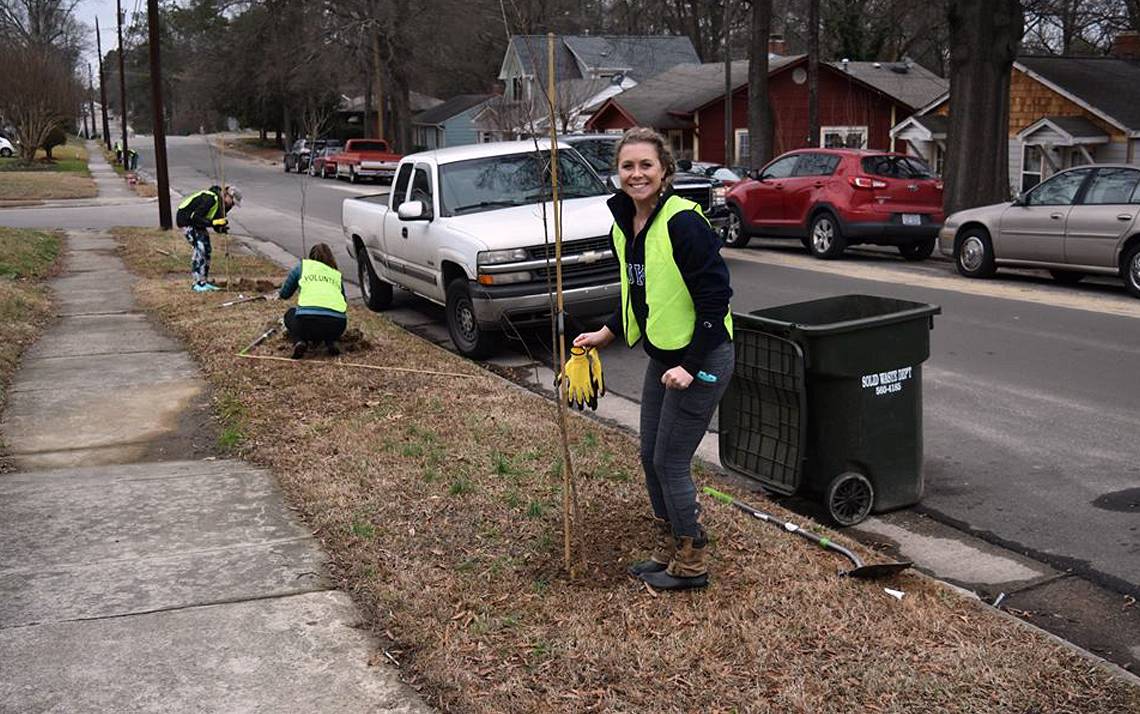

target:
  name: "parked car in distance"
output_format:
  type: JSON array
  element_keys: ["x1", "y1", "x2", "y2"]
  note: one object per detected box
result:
[
  {"x1": 940, "y1": 164, "x2": 1140, "y2": 298},
  {"x1": 559, "y1": 133, "x2": 730, "y2": 233},
  {"x1": 725, "y1": 148, "x2": 944, "y2": 260},
  {"x1": 0, "y1": 136, "x2": 13, "y2": 158},
  {"x1": 308, "y1": 142, "x2": 343, "y2": 177},
  {"x1": 333, "y1": 138, "x2": 403, "y2": 183},
  {"x1": 687, "y1": 160, "x2": 745, "y2": 187},
  {"x1": 342, "y1": 140, "x2": 619, "y2": 358}
]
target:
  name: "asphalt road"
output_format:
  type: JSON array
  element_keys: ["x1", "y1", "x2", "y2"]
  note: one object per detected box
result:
[{"x1": 135, "y1": 136, "x2": 1140, "y2": 598}]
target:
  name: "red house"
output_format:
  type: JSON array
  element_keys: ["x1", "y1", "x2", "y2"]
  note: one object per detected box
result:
[{"x1": 586, "y1": 56, "x2": 946, "y2": 166}]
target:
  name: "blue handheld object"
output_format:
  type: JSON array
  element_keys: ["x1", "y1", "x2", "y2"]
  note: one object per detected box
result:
[{"x1": 696, "y1": 370, "x2": 718, "y2": 383}]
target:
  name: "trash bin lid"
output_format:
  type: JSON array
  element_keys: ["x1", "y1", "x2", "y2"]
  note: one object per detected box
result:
[{"x1": 741, "y1": 294, "x2": 940, "y2": 337}]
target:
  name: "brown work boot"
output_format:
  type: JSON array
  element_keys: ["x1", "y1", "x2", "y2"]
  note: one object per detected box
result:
[
  {"x1": 291, "y1": 341, "x2": 307, "y2": 359},
  {"x1": 639, "y1": 530, "x2": 708, "y2": 591},
  {"x1": 627, "y1": 517, "x2": 673, "y2": 577}
]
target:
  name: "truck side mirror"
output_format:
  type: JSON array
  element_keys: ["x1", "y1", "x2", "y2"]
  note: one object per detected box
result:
[{"x1": 398, "y1": 199, "x2": 432, "y2": 221}]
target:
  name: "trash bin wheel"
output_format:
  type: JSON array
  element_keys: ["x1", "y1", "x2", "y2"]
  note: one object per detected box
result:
[{"x1": 825, "y1": 472, "x2": 874, "y2": 526}]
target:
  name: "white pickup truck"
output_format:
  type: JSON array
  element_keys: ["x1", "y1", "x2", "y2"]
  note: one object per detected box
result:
[{"x1": 342, "y1": 140, "x2": 620, "y2": 357}]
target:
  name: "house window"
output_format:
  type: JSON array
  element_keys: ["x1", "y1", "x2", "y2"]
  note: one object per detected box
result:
[
  {"x1": 1022, "y1": 145, "x2": 1043, "y2": 192},
  {"x1": 933, "y1": 144, "x2": 946, "y2": 176},
  {"x1": 667, "y1": 129, "x2": 684, "y2": 154},
  {"x1": 734, "y1": 129, "x2": 750, "y2": 165},
  {"x1": 821, "y1": 126, "x2": 867, "y2": 149},
  {"x1": 510, "y1": 77, "x2": 523, "y2": 101}
]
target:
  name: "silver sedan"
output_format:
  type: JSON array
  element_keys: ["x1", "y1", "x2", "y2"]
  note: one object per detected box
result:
[{"x1": 939, "y1": 164, "x2": 1140, "y2": 298}]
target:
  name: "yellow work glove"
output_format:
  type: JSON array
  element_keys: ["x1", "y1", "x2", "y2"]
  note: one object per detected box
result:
[
  {"x1": 212, "y1": 217, "x2": 229, "y2": 233},
  {"x1": 586, "y1": 347, "x2": 604, "y2": 400},
  {"x1": 560, "y1": 346, "x2": 595, "y2": 411}
]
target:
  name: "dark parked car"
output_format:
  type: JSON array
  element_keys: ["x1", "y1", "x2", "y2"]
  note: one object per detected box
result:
[
  {"x1": 725, "y1": 148, "x2": 944, "y2": 260},
  {"x1": 284, "y1": 138, "x2": 335, "y2": 173}
]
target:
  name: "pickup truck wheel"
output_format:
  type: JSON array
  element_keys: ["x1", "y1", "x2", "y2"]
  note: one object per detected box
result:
[
  {"x1": 349, "y1": 167, "x2": 358, "y2": 184},
  {"x1": 283, "y1": 158, "x2": 291, "y2": 173},
  {"x1": 357, "y1": 249, "x2": 392, "y2": 311},
  {"x1": 446, "y1": 279, "x2": 498, "y2": 359},
  {"x1": 722, "y1": 205, "x2": 751, "y2": 248}
]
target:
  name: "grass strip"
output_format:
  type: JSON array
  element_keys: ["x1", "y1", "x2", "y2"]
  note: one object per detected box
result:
[
  {"x1": 115, "y1": 226, "x2": 1140, "y2": 713},
  {"x1": 0, "y1": 228, "x2": 60, "y2": 463}
]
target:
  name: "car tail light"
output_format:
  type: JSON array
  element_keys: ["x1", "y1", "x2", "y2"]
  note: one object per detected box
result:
[{"x1": 850, "y1": 176, "x2": 888, "y2": 189}]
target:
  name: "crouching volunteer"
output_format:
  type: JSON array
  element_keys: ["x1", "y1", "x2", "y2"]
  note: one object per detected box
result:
[
  {"x1": 175, "y1": 184, "x2": 241, "y2": 292},
  {"x1": 276, "y1": 243, "x2": 347, "y2": 359},
  {"x1": 573, "y1": 127, "x2": 734, "y2": 591}
]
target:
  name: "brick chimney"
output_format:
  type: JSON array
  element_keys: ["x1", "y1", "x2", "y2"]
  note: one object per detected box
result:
[
  {"x1": 1111, "y1": 31, "x2": 1140, "y2": 59},
  {"x1": 768, "y1": 34, "x2": 787, "y2": 57}
]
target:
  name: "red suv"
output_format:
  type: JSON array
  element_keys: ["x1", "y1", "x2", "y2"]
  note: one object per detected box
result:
[{"x1": 724, "y1": 148, "x2": 944, "y2": 260}]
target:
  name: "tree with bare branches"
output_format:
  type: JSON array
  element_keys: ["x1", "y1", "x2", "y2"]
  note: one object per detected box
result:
[{"x1": 0, "y1": 42, "x2": 82, "y2": 162}]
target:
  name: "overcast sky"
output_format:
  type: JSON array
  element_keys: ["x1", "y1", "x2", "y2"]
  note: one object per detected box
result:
[{"x1": 75, "y1": 0, "x2": 135, "y2": 65}]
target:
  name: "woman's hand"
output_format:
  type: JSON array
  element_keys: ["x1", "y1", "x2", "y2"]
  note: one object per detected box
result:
[
  {"x1": 573, "y1": 325, "x2": 615, "y2": 350},
  {"x1": 661, "y1": 366, "x2": 693, "y2": 390}
]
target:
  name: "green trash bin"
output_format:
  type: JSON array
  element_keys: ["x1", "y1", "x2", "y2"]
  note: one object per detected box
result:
[{"x1": 719, "y1": 294, "x2": 940, "y2": 526}]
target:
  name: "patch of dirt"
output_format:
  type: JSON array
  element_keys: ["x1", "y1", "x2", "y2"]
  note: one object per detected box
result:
[{"x1": 113, "y1": 226, "x2": 1140, "y2": 713}]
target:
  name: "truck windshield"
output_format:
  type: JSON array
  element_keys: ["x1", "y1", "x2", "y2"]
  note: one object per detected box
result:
[
  {"x1": 351, "y1": 141, "x2": 388, "y2": 152},
  {"x1": 440, "y1": 151, "x2": 607, "y2": 216},
  {"x1": 567, "y1": 139, "x2": 617, "y2": 174}
]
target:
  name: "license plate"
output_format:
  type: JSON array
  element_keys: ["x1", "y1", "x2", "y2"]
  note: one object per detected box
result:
[{"x1": 902, "y1": 214, "x2": 922, "y2": 226}]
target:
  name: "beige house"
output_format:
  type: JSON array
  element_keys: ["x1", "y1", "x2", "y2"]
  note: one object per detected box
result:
[{"x1": 892, "y1": 32, "x2": 1140, "y2": 196}]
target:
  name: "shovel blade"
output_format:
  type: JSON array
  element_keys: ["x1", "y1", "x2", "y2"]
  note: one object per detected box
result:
[{"x1": 842, "y1": 561, "x2": 912, "y2": 579}]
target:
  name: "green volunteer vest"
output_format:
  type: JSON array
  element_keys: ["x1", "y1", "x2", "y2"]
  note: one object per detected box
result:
[
  {"x1": 177, "y1": 189, "x2": 220, "y2": 220},
  {"x1": 298, "y1": 259, "x2": 347, "y2": 313},
  {"x1": 610, "y1": 195, "x2": 733, "y2": 350}
]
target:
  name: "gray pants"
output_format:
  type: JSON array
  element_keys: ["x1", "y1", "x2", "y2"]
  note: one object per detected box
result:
[{"x1": 639, "y1": 341, "x2": 734, "y2": 539}]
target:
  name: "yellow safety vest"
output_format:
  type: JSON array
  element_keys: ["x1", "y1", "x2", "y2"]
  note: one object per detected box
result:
[
  {"x1": 610, "y1": 195, "x2": 733, "y2": 350},
  {"x1": 298, "y1": 259, "x2": 347, "y2": 313},
  {"x1": 177, "y1": 189, "x2": 220, "y2": 220}
]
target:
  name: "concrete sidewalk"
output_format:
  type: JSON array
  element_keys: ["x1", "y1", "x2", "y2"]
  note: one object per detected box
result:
[{"x1": 0, "y1": 231, "x2": 433, "y2": 712}]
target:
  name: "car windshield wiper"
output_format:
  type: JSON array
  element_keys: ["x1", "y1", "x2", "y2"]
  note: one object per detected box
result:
[{"x1": 450, "y1": 200, "x2": 526, "y2": 214}]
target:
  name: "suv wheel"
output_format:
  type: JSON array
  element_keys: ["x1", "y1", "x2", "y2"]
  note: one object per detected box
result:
[
  {"x1": 356, "y1": 247, "x2": 393, "y2": 311},
  {"x1": 1122, "y1": 243, "x2": 1140, "y2": 299},
  {"x1": 446, "y1": 279, "x2": 498, "y2": 358},
  {"x1": 722, "y1": 205, "x2": 750, "y2": 248},
  {"x1": 898, "y1": 238, "x2": 935, "y2": 262},
  {"x1": 283, "y1": 158, "x2": 291, "y2": 172},
  {"x1": 955, "y1": 228, "x2": 996, "y2": 278},
  {"x1": 0, "y1": 147, "x2": 12, "y2": 158},
  {"x1": 808, "y1": 212, "x2": 845, "y2": 259}
]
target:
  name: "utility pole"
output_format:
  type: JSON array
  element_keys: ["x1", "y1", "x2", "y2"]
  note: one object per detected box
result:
[
  {"x1": 96, "y1": 17, "x2": 112, "y2": 151},
  {"x1": 116, "y1": 0, "x2": 129, "y2": 163},
  {"x1": 147, "y1": 0, "x2": 172, "y2": 229},
  {"x1": 723, "y1": 0, "x2": 734, "y2": 167},
  {"x1": 87, "y1": 64, "x2": 97, "y2": 141}
]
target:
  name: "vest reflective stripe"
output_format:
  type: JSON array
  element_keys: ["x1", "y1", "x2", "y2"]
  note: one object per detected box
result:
[
  {"x1": 177, "y1": 189, "x2": 220, "y2": 220},
  {"x1": 610, "y1": 195, "x2": 733, "y2": 350},
  {"x1": 297, "y1": 259, "x2": 347, "y2": 313}
]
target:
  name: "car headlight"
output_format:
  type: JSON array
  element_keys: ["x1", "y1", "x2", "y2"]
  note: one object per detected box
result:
[
  {"x1": 478, "y1": 248, "x2": 528, "y2": 265},
  {"x1": 477, "y1": 271, "x2": 532, "y2": 285},
  {"x1": 712, "y1": 187, "x2": 726, "y2": 206}
]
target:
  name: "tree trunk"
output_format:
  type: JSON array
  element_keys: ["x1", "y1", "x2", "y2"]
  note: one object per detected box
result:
[
  {"x1": 944, "y1": 0, "x2": 1023, "y2": 214},
  {"x1": 748, "y1": 0, "x2": 773, "y2": 168},
  {"x1": 807, "y1": 0, "x2": 820, "y2": 147}
]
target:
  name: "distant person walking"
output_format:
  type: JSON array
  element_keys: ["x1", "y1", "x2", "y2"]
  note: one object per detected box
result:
[
  {"x1": 573, "y1": 127, "x2": 734, "y2": 591},
  {"x1": 274, "y1": 243, "x2": 347, "y2": 359},
  {"x1": 175, "y1": 185, "x2": 241, "y2": 292}
]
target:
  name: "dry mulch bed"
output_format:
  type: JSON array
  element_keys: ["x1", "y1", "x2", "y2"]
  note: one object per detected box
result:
[
  {"x1": 0, "y1": 172, "x2": 97, "y2": 201},
  {"x1": 114, "y1": 227, "x2": 1140, "y2": 713}
]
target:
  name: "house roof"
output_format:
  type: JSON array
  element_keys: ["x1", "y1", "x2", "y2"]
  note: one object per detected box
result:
[
  {"x1": 829, "y1": 61, "x2": 947, "y2": 110},
  {"x1": 599, "y1": 56, "x2": 802, "y2": 129},
  {"x1": 1017, "y1": 115, "x2": 1110, "y2": 144},
  {"x1": 890, "y1": 113, "x2": 949, "y2": 140},
  {"x1": 1016, "y1": 56, "x2": 1140, "y2": 131},
  {"x1": 413, "y1": 94, "x2": 495, "y2": 127},
  {"x1": 503, "y1": 34, "x2": 700, "y2": 86}
]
